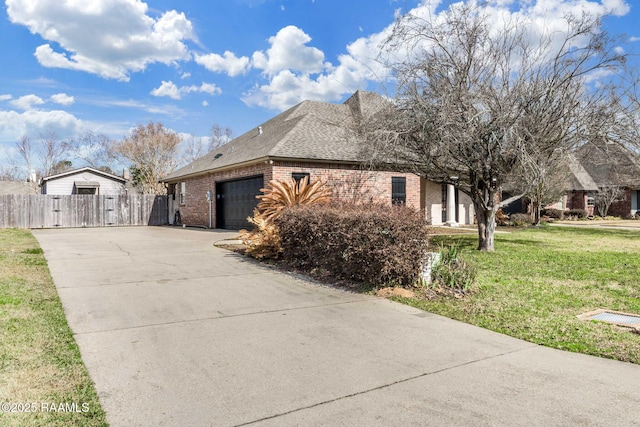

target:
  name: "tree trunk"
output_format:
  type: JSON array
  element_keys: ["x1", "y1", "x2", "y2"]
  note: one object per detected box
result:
[
  {"x1": 475, "y1": 206, "x2": 496, "y2": 252},
  {"x1": 532, "y1": 201, "x2": 541, "y2": 226}
]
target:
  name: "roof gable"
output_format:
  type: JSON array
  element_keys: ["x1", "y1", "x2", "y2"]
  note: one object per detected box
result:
[
  {"x1": 40, "y1": 167, "x2": 126, "y2": 184},
  {"x1": 577, "y1": 141, "x2": 640, "y2": 187}
]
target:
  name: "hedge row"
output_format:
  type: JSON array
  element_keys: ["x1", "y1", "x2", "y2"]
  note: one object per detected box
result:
[{"x1": 275, "y1": 203, "x2": 429, "y2": 287}]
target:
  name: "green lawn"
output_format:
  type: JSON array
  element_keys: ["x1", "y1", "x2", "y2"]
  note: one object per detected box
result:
[
  {"x1": 0, "y1": 229, "x2": 107, "y2": 426},
  {"x1": 401, "y1": 225, "x2": 640, "y2": 364}
]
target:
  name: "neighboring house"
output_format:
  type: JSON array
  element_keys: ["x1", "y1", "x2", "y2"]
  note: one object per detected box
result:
[
  {"x1": 161, "y1": 90, "x2": 474, "y2": 229},
  {"x1": 40, "y1": 167, "x2": 127, "y2": 195},
  {"x1": 0, "y1": 180, "x2": 39, "y2": 195},
  {"x1": 577, "y1": 141, "x2": 640, "y2": 217},
  {"x1": 549, "y1": 156, "x2": 600, "y2": 216}
]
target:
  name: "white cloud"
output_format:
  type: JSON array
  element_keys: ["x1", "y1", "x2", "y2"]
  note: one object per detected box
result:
[
  {"x1": 186, "y1": 82, "x2": 221, "y2": 95},
  {"x1": 251, "y1": 26, "x2": 327, "y2": 76},
  {"x1": 0, "y1": 109, "x2": 84, "y2": 142},
  {"x1": 242, "y1": 24, "x2": 388, "y2": 110},
  {"x1": 150, "y1": 81, "x2": 181, "y2": 100},
  {"x1": 150, "y1": 81, "x2": 221, "y2": 100},
  {"x1": 180, "y1": 72, "x2": 191, "y2": 79},
  {"x1": 10, "y1": 94, "x2": 45, "y2": 110},
  {"x1": 195, "y1": 51, "x2": 251, "y2": 77},
  {"x1": 630, "y1": 36, "x2": 640, "y2": 42},
  {"x1": 50, "y1": 93, "x2": 75, "y2": 106},
  {"x1": 6, "y1": 0, "x2": 195, "y2": 81},
  {"x1": 202, "y1": 100, "x2": 209, "y2": 106},
  {"x1": 0, "y1": 95, "x2": 12, "y2": 101}
]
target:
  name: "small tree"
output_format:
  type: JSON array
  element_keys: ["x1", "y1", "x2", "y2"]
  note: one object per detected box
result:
[
  {"x1": 374, "y1": 3, "x2": 625, "y2": 251},
  {"x1": 595, "y1": 185, "x2": 626, "y2": 217},
  {"x1": 50, "y1": 160, "x2": 73, "y2": 175},
  {"x1": 110, "y1": 122, "x2": 180, "y2": 194}
]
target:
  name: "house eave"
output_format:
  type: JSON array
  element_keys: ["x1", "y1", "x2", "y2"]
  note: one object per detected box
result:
[{"x1": 160, "y1": 157, "x2": 271, "y2": 183}]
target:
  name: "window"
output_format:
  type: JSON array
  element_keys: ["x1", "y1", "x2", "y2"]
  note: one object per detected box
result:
[
  {"x1": 292, "y1": 172, "x2": 310, "y2": 185},
  {"x1": 587, "y1": 193, "x2": 595, "y2": 207},
  {"x1": 392, "y1": 177, "x2": 406, "y2": 205},
  {"x1": 77, "y1": 188, "x2": 96, "y2": 195},
  {"x1": 179, "y1": 182, "x2": 186, "y2": 205}
]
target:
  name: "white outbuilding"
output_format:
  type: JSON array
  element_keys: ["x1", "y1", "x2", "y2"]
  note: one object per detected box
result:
[{"x1": 40, "y1": 167, "x2": 127, "y2": 195}]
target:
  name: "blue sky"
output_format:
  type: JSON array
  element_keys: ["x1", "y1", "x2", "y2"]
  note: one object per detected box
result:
[{"x1": 1, "y1": 0, "x2": 638, "y2": 173}]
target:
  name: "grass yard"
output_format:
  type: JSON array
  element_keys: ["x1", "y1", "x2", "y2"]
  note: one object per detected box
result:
[
  {"x1": 0, "y1": 229, "x2": 107, "y2": 426},
  {"x1": 401, "y1": 225, "x2": 640, "y2": 364}
]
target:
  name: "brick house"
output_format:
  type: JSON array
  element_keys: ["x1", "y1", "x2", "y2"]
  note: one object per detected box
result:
[
  {"x1": 577, "y1": 141, "x2": 640, "y2": 217},
  {"x1": 161, "y1": 91, "x2": 474, "y2": 229},
  {"x1": 547, "y1": 156, "x2": 599, "y2": 216}
]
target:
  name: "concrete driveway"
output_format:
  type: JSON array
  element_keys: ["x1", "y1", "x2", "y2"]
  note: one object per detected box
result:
[{"x1": 33, "y1": 227, "x2": 640, "y2": 426}]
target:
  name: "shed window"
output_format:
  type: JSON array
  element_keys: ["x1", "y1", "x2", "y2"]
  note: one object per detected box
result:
[
  {"x1": 392, "y1": 177, "x2": 406, "y2": 205},
  {"x1": 179, "y1": 182, "x2": 186, "y2": 205},
  {"x1": 74, "y1": 181, "x2": 100, "y2": 195},
  {"x1": 292, "y1": 172, "x2": 310, "y2": 185}
]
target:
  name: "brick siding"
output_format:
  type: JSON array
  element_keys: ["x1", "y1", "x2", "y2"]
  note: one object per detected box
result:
[{"x1": 177, "y1": 160, "x2": 420, "y2": 228}]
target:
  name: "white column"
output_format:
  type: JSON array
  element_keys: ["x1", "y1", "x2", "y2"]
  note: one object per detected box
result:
[{"x1": 446, "y1": 184, "x2": 459, "y2": 227}]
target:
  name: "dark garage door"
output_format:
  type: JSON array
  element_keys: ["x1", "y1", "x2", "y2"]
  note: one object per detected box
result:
[{"x1": 216, "y1": 175, "x2": 264, "y2": 229}]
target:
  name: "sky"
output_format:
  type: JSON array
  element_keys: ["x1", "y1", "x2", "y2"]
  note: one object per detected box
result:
[{"x1": 1, "y1": 0, "x2": 638, "y2": 174}]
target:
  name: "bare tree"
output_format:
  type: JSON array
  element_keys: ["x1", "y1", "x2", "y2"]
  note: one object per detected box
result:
[
  {"x1": 595, "y1": 185, "x2": 626, "y2": 217},
  {"x1": 15, "y1": 135, "x2": 34, "y2": 180},
  {"x1": 109, "y1": 121, "x2": 180, "y2": 194},
  {"x1": 40, "y1": 130, "x2": 76, "y2": 177},
  {"x1": 514, "y1": 156, "x2": 573, "y2": 225},
  {"x1": 0, "y1": 164, "x2": 22, "y2": 181},
  {"x1": 71, "y1": 131, "x2": 114, "y2": 170},
  {"x1": 180, "y1": 134, "x2": 209, "y2": 164},
  {"x1": 373, "y1": 4, "x2": 625, "y2": 250},
  {"x1": 209, "y1": 124, "x2": 232, "y2": 151},
  {"x1": 15, "y1": 131, "x2": 78, "y2": 179}
]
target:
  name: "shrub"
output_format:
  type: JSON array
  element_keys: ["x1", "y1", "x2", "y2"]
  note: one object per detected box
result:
[
  {"x1": 565, "y1": 209, "x2": 586, "y2": 219},
  {"x1": 495, "y1": 209, "x2": 510, "y2": 226},
  {"x1": 509, "y1": 213, "x2": 532, "y2": 226},
  {"x1": 240, "y1": 211, "x2": 282, "y2": 259},
  {"x1": 276, "y1": 202, "x2": 429, "y2": 288},
  {"x1": 430, "y1": 244, "x2": 476, "y2": 292},
  {"x1": 240, "y1": 177, "x2": 332, "y2": 258},
  {"x1": 255, "y1": 176, "x2": 332, "y2": 222},
  {"x1": 541, "y1": 208, "x2": 563, "y2": 219}
]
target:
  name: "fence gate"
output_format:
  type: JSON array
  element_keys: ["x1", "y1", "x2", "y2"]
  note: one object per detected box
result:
[
  {"x1": 105, "y1": 196, "x2": 116, "y2": 226},
  {"x1": 51, "y1": 196, "x2": 62, "y2": 228}
]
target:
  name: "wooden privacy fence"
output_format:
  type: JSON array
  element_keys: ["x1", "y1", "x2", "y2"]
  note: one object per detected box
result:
[{"x1": 0, "y1": 194, "x2": 168, "y2": 229}]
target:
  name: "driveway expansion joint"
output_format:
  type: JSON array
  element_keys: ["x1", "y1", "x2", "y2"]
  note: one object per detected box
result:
[
  {"x1": 234, "y1": 344, "x2": 538, "y2": 426},
  {"x1": 73, "y1": 299, "x2": 369, "y2": 335}
]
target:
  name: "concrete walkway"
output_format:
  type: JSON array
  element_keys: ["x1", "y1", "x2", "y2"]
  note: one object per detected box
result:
[{"x1": 33, "y1": 227, "x2": 640, "y2": 426}]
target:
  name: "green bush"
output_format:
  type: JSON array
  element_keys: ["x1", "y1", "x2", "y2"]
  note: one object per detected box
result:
[
  {"x1": 276, "y1": 202, "x2": 429, "y2": 287},
  {"x1": 430, "y1": 245, "x2": 477, "y2": 291}
]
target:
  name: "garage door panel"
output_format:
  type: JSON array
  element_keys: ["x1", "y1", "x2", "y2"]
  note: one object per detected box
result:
[{"x1": 216, "y1": 175, "x2": 263, "y2": 229}]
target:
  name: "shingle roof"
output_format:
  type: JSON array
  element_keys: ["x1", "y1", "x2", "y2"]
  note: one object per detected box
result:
[
  {"x1": 566, "y1": 155, "x2": 598, "y2": 191},
  {"x1": 162, "y1": 91, "x2": 384, "y2": 182},
  {"x1": 577, "y1": 141, "x2": 640, "y2": 187}
]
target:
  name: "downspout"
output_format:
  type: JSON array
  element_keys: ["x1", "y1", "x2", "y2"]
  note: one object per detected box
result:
[{"x1": 207, "y1": 190, "x2": 213, "y2": 229}]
